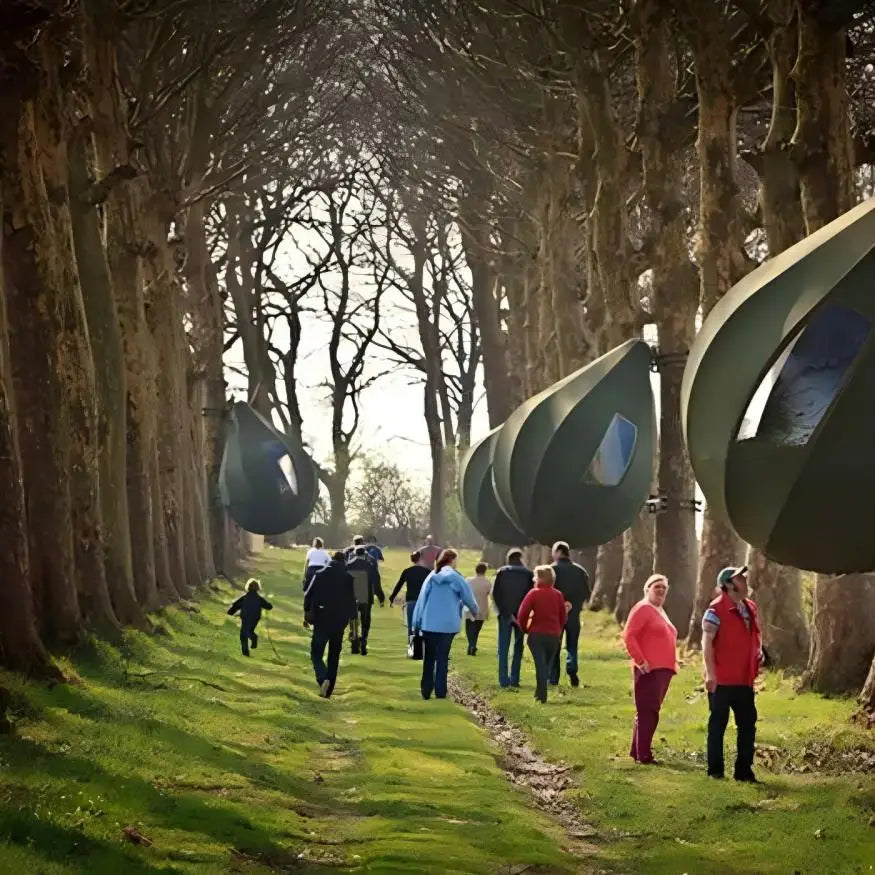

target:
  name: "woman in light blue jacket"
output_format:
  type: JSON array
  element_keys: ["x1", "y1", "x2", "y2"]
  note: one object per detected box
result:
[{"x1": 412, "y1": 548, "x2": 479, "y2": 700}]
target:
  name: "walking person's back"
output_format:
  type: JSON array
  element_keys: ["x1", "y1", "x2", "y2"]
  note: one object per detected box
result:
[
  {"x1": 304, "y1": 552, "x2": 358, "y2": 697},
  {"x1": 464, "y1": 562, "x2": 492, "y2": 656},
  {"x1": 491, "y1": 549, "x2": 534, "y2": 688},
  {"x1": 346, "y1": 547, "x2": 385, "y2": 655},
  {"x1": 550, "y1": 540, "x2": 590, "y2": 687},
  {"x1": 517, "y1": 566, "x2": 567, "y2": 703}
]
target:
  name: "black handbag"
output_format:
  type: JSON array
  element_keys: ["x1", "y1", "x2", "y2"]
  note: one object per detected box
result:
[{"x1": 407, "y1": 633, "x2": 424, "y2": 660}]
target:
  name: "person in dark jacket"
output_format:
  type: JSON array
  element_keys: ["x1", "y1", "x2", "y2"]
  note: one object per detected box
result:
[
  {"x1": 227, "y1": 578, "x2": 273, "y2": 656},
  {"x1": 344, "y1": 535, "x2": 371, "y2": 563},
  {"x1": 549, "y1": 540, "x2": 591, "y2": 687},
  {"x1": 304, "y1": 551, "x2": 358, "y2": 698},
  {"x1": 346, "y1": 546, "x2": 385, "y2": 655},
  {"x1": 389, "y1": 551, "x2": 431, "y2": 638},
  {"x1": 491, "y1": 548, "x2": 534, "y2": 688}
]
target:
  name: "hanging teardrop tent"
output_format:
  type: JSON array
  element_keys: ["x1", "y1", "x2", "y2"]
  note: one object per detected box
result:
[
  {"x1": 681, "y1": 196, "x2": 875, "y2": 573},
  {"x1": 491, "y1": 339, "x2": 656, "y2": 547},
  {"x1": 219, "y1": 401, "x2": 319, "y2": 536},
  {"x1": 459, "y1": 426, "x2": 530, "y2": 546}
]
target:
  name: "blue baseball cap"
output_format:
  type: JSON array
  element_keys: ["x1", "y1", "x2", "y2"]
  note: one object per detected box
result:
[{"x1": 717, "y1": 565, "x2": 748, "y2": 588}]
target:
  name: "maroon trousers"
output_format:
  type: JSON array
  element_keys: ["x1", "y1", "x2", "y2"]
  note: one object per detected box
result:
[{"x1": 630, "y1": 667, "x2": 674, "y2": 763}]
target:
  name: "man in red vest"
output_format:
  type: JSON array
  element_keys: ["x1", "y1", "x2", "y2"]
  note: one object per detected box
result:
[{"x1": 702, "y1": 565, "x2": 763, "y2": 782}]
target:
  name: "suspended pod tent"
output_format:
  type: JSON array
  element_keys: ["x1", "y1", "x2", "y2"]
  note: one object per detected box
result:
[
  {"x1": 681, "y1": 197, "x2": 875, "y2": 573},
  {"x1": 219, "y1": 401, "x2": 319, "y2": 536},
  {"x1": 491, "y1": 339, "x2": 656, "y2": 548},
  {"x1": 458, "y1": 425, "x2": 530, "y2": 546}
]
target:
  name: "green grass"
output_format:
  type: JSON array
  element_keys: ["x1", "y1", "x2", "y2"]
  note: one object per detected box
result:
[
  {"x1": 1, "y1": 547, "x2": 872, "y2": 874},
  {"x1": 0, "y1": 548, "x2": 573, "y2": 874}
]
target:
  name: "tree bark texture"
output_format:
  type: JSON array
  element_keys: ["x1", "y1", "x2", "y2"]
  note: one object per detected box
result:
[{"x1": 591, "y1": 535, "x2": 624, "y2": 612}]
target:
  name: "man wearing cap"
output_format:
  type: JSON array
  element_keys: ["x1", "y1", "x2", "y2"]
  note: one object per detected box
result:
[{"x1": 702, "y1": 565, "x2": 764, "y2": 782}]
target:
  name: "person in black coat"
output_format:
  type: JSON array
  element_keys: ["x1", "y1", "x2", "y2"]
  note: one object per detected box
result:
[
  {"x1": 549, "y1": 540, "x2": 591, "y2": 687},
  {"x1": 228, "y1": 578, "x2": 273, "y2": 656},
  {"x1": 346, "y1": 546, "x2": 385, "y2": 655},
  {"x1": 491, "y1": 549, "x2": 534, "y2": 688},
  {"x1": 304, "y1": 552, "x2": 358, "y2": 698},
  {"x1": 389, "y1": 550, "x2": 431, "y2": 639}
]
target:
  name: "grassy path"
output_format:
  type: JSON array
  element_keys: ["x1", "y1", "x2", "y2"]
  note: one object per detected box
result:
[{"x1": 0, "y1": 549, "x2": 575, "y2": 874}]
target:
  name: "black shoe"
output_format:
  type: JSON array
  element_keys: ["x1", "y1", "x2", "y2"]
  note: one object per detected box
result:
[
  {"x1": 422, "y1": 691, "x2": 432, "y2": 700},
  {"x1": 250, "y1": 635, "x2": 258, "y2": 650},
  {"x1": 242, "y1": 651, "x2": 250, "y2": 657},
  {"x1": 361, "y1": 643, "x2": 368, "y2": 656},
  {"x1": 471, "y1": 647, "x2": 477, "y2": 656},
  {"x1": 467, "y1": 646, "x2": 474, "y2": 656},
  {"x1": 569, "y1": 671, "x2": 580, "y2": 687},
  {"x1": 708, "y1": 772, "x2": 725, "y2": 779},
  {"x1": 734, "y1": 772, "x2": 760, "y2": 784}
]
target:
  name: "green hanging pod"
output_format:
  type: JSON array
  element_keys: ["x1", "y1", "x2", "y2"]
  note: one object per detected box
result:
[{"x1": 682, "y1": 197, "x2": 875, "y2": 573}]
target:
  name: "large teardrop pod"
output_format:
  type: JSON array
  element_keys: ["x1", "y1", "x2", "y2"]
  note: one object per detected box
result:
[
  {"x1": 219, "y1": 402, "x2": 319, "y2": 535},
  {"x1": 682, "y1": 197, "x2": 875, "y2": 572}
]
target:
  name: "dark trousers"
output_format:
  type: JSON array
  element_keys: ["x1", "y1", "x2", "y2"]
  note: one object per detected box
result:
[
  {"x1": 465, "y1": 619, "x2": 484, "y2": 652},
  {"x1": 357, "y1": 604, "x2": 372, "y2": 644},
  {"x1": 497, "y1": 614, "x2": 525, "y2": 687},
  {"x1": 630, "y1": 667, "x2": 673, "y2": 763},
  {"x1": 707, "y1": 684, "x2": 757, "y2": 777},
  {"x1": 421, "y1": 631, "x2": 455, "y2": 699},
  {"x1": 311, "y1": 626, "x2": 344, "y2": 696},
  {"x1": 527, "y1": 633, "x2": 561, "y2": 703},
  {"x1": 549, "y1": 610, "x2": 581, "y2": 684},
  {"x1": 240, "y1": 620, "x2": 259, "y2": 655}
]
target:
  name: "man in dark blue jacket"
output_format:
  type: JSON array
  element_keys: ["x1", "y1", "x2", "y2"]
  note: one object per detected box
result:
[
  {"x1": 346, "y1": 546, "x2": 385, "y2": 655},
  {"x1": 549, "y1": 540, "x2": 591, "y2": 687},
  {"x1": 228, "y1": 578, "x2": 273, "y2": 656},
  {"x1": 304, "y1": 552, "x2": 358, "y2": 697},
  {"x1": 491, "y1": 548, "x2": 533, "y2": 688}
]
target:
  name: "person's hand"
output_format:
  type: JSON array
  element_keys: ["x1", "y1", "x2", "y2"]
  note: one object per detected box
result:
[
  {"x1": 637, "y1": 660, "x2": 650, "y2": 674},
  {"x1": 564, "y1": 601, "x2": 572, "y2": 613},
  {"x1": 303, "y1": 621, "x2": 311, "y2": 630},
  {"x1": 705, "y1": 673, "x2": 717, "y2": 693}
]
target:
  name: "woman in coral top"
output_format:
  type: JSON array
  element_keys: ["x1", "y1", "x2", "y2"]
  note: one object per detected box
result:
[
  {"x1": 621, "y1": 573, "x2": 678, "y2": 765},
  {"x1": 517, "y1": 565, "x2": 567, "y2": 704}
]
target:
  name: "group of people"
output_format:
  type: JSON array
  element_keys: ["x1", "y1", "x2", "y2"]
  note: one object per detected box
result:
[{"x1": 229, "y1": 536, "x2": 764, "y2": 781}]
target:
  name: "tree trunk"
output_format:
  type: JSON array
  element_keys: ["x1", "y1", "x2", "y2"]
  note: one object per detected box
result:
[
  {"x1": 793, "y1": 5, "x2": 875, "y2": 692},
  {"x1": 590, "y1": 536, "x2": 624, "y2": 612},
  {"x1": 0, "y1": 175, "x2": 54, "y2": 672},
  {"x1": 634, "y1": 0, "x2": 699, "y2": 631},
  {"x1": 1, "y1": 45, "x2": 83, "y2": 645},
  {"x1": 617, "y1": 510, "x2": 655, "y2": 624},
  {"x1": 679, "y1": 2, "x2": 750, "y2": 647},
  {"x1": 67, "y1": 130, "x2": 147, "y2": 629},
  {"x1": 184, "y1": 203, "x2": 228, "y2": 575},
  {"x1": 802, "y1": 574, "x2": 875, "y2": 692},
  {"x1": 743, "y1": 0, "x2": 809, "y2": 668},
  {"x1": 858, "y1": 654, "x2": 875, "y2": 719}
]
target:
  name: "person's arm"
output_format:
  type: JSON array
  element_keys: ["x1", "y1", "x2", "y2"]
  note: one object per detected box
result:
[
  {"x1": 491, "y1": 570, "x2": 504, "y2": 612},
  {"x1": 621, "y1": 604, "x2": 648, "y2": 667},
  {"x1": 558, "y1": 591, "x2": 568, "y2": 627},
  {"x1": 372, "y1": 566, "x2": 385, "y2": 605},
  {"x1": 303, "y1": 580, "x2": 316, "y2": 616},
  {"x1": 388, "y1": 570, "x2": 406, "y2": 605},
  {"x1": 260, "y1": 596, "x2": 273, "y2": 611},
  {"x1": 411, "y1": 578, "x2": 431, "y2": 631},
  {"x1": 456, "y1": 574, "x2": 479, "y2": 616},
  {"x1": 517, "y1": 590, "x2": 535, "y2": 633},
  {"x1": 581, "y1": 567, "x2": 591, "y2": 604},
  {"x1": 227, "y1": 597, "x2": 242, "y2": 616},
  {"x1": 346, "y1": 575, "x2": 358, "y2": 623},
  {"x1": 701, "y1": 608, "x2": 720, "y2": 692}
]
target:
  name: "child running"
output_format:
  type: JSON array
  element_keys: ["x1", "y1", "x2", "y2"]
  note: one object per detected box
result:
[{"x1": 228, "y1": 578, "x2": 273, "y2": 656}]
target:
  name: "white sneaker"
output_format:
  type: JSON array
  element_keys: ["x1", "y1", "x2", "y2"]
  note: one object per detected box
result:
[{"x1": 319, "y1": 679, "x2": 331, "y2": 698}]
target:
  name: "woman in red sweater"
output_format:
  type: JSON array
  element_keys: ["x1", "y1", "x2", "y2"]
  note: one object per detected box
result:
[
  {"x1": 517, "y1": 565, "x2": 568, "y2": 703},
  {"x1": 622, "y1": 573, "x2": 678, "y2": 764}
]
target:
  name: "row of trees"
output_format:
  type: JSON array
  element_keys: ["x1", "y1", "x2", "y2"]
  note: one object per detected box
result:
[{"x1": 2, "y1": 0, "x2": 874, "y2": 711}]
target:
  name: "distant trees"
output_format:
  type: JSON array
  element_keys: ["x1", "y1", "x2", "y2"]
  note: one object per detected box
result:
[{"x1": 348, "y1": 458, "x2": 427, "y2": 545}]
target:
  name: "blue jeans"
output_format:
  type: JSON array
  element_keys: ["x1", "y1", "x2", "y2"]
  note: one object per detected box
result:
[
  {"x1": 497, "y1": 615, "x2": 524, "y2": 687},
  {"x1": 550, "y1": 610, "x2": 581, "y2": 684},
  {"x1": 421, "y1": 632, "x2": 455, "y2": 699},
  {"x1": 406, "y1": 602, "x2": 416, "y2": 638}
]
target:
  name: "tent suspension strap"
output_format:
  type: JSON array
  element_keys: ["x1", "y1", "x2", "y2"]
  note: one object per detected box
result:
[
  {"x1": 648, "y1": 348, "x2": 689, "y2": 372},
  {"x1": 645, "y1": 494, "x2": 703, "y2": 514}
]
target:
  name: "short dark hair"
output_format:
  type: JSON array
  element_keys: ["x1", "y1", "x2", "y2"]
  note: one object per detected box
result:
[
  {"x1": 552, "y1": 540, "x2": 570, "y2": 557},
  {"x1": 332, "y1": 550, "x2": 345, "y2": 562},
  {"x1": 506, "y1": 547, "x2": 523, "y2": 564},
  {"x1": 475, "y1": 562, "x2": 488, "y2": 575},
  {"x1": 410, "y1": 550, "x2": 421, "y2": 563},
  {"x1": 353, "y1": 535, "x2": 364, "y2": 545}
]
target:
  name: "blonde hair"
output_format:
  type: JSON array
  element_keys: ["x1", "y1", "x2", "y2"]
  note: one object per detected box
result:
[
  {"x1": 246, "y1": 578, "x2": 261, "y2": 593},
  {"x1": 534, "y1": 565, "x2": 555, "y2": 585},
  {"x1": 643, "y1": 573, "x2": 668, "y2": 593}
]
